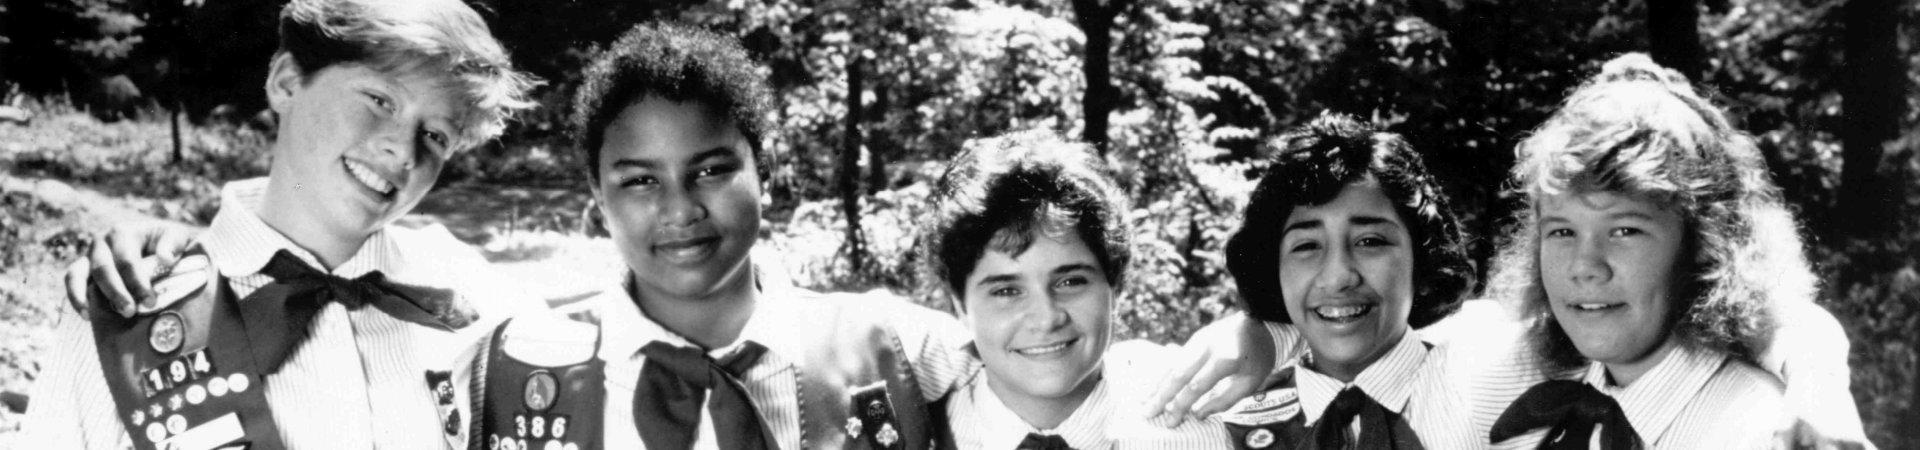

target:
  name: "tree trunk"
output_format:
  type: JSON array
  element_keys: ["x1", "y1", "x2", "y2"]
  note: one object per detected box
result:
[
  {"x1": 1646, "y1": 0, "x2": 1704, "y2": 81},
  {"x1": 1072, "y1": 0, "x2": 1129, "y2": 155},
  {"x1": 1837, "y1": 0, "x2": 1903, "y2": 241},
  {"x1": 840, "y1": 54, "x2": 867, "y2": 272},
  {"x1": 866, "y1": 87, "x2": 889, "y2": 195}
]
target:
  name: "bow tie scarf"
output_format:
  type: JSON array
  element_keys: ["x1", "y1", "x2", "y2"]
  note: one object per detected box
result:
[
  {"x1": 1016, "y1": 433, "x2": 1074, "y2": 450},
  {"x1": 1299, "y1": 387, "x2": 1405, "y2": 450},
  {"x1": 635, "y1": 341, "x2": 780, "y2": 450},
  {"x1": 1489, "y1": 380, "x2": 1645, "y2": 450},
  {"x1": 239, "y1": 250, "x2": 472, "y2": 374}
]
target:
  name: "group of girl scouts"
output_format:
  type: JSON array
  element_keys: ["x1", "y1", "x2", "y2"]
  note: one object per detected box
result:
[{"x1": 16, "y1": 0, "x2": 1876, "y2": 449}]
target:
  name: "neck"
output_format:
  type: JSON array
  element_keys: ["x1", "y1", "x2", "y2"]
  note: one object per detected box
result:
[
  {"x1": 628, "y1": 266, "x2": 759, "y2": 350},
  {"x1": 1307, "y1": 329, "x2": 1406, "y2": 383},
  {"x1": 257, "y1": 175, "x2": 369, "y2": 270},
  {"x1": 1601, "y1": 337, "x2": 1680, "y2": 388},
  {"x1": 991, "y1": 370, "x2": 1101, "y2": 431}
]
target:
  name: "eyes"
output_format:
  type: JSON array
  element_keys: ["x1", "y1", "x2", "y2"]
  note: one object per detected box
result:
[
  {"x1": 1543, "y1": 226, "x2": 1647, "y2": 239},
  {"x1": 987, "y1": 275, "x2": 1093, "y2": 298},
  {"x1": 1286, "y1": 235, "x2": 1396, "y2": 254},
  {"x1": 616, "y1": 163, "x2": 742, "y2": 189},
  {"x1": 364, "y1": 91, "x2": 454, "y2": 155}
]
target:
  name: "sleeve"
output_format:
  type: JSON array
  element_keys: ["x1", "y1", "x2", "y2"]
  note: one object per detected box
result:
[
  {"x1": 876, "y1": 295, "x2": 977, "y2": 402},
  {"x1": 1763, "y1": 300, "x2": 1870, "y2": 443},
  {"x1": 16, "y1": 312, "x2": 131, "y2": 450}
]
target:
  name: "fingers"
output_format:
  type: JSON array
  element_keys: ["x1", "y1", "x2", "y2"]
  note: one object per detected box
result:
[
  {"x1": 1160, "y1": 358, "x2": 1239, "y2": 426},
  {"x1": 1190, "y1": 372, "x2": 1260, "y2": 416},
  {"x1": 88, "y1": 233, "x2": 137, "y2": 318},
  {"x1": 64, "y1": 259, "x2": 95, "y2": 320},
  {"x1": 1142, "y1": 347, "x2": 1210, "y2": 421},
  {"x1": 107, "y1": 228, "x2": 156, "y2": 308}
]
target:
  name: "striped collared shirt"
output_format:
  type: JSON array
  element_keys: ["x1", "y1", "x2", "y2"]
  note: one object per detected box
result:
[
  {"x1": 947, "y1": 341, "x2": 1234, "y2": 450},
  {"x1": 21, "y1": 178, "x2": 536, "y2": 450},
  {"x1": 1486, "y1": 344, "x2": 1784, "y2": 450},
  {"x1": 473, "y1": 273, "x2": 975, "y2": 450},
  {"x1": 1292, "y1": 333, "x2": 1482, "y2": 450}
]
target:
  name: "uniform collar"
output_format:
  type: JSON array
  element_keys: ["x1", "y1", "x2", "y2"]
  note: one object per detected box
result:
[
  {"x1": 971, "y1": 375, "x2": 1115, "y2": 450},
  {"x1": 596, "y1": 263, "x2": 796, "y2": 382},
  {"x1": 1294, "y1": 332, "x2": 1428, "y2": 423},
  {"x1": 1581, "y1": 343, "x2": 1725, "y2": 445},
  {"x1": 200, "y1": 178, "x2": 408, "y2": 286}
]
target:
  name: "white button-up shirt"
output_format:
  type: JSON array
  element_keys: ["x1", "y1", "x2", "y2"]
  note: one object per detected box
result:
[
  {"x1": 465, "y1": 275, "x2": 976, "y2": 450},
  {"x1": 1292, "y1": 333, "x2": 1482, "y2": 450},
  {"x1": 947, "y1": 341, "x2": 1234, "y2": 450},
  {"x1": 21, "y1": 179, "x2": 537, "y2": 450}
]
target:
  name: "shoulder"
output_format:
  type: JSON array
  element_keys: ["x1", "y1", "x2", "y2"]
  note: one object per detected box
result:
[{"x1": 1701, "y1": 357, "x2": 1786, "y2": 408}]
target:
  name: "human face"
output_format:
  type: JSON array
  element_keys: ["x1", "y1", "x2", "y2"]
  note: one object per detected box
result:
[
  {"x1": 961, "y1": 229, "x2": 1112, "y2": 420},
  {"x1": 1278, "y1": 180, "x2": 1414, "y2": 382},
  {"x1": 1538, "y1": 191, "x2": 1686, "y2": 386},
  {"x1": 593, "y1": 96, "x2": 761, "y2": 303},
  {"x1": 262, "y1": 56, "x2": 462, "y2": 241}
]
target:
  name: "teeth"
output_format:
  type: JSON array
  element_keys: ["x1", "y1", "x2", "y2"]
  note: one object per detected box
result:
[
  {"x1": 344, "y1": 160, "x2": 396, "y2": 195},
  {"x1": 1015, "y1": 341, "x2": 1071, "y2": 356},
  {"x1": 1315, "y1": 305, "x2": 1369, "y2": 319},
  {"x1": 1574, "y1": 303, "x2": 1618, "y2": 311}
]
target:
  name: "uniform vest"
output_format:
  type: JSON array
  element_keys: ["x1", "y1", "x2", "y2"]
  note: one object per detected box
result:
[
  {"x1": 1219, "y1": 367, "x2": 1428, "y2": 450},
  {"x1": 89, "y1": 250, "x2": 287, "y2": 450},
  {"x1": 470, "y1": 287, "x2": 939, "y2": 450}
]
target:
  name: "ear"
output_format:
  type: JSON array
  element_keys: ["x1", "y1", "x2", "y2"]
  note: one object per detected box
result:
[{"x1": 264, "y1": 53, "x2": 306, "y2": 116}]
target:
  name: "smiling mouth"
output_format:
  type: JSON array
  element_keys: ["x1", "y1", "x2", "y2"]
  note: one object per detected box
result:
[
  {"x1": 654, "y1": 236, "x2": 720, "y2": 260},
  {"x1": 1013, "y1": 338, "x2": 1079, "y2": 356},
  {"x1": 1570, "y1": 302, "x2": 1625, "y2": 312},
  {"x1": 1312, "y1": 304, "x2": 1374, "y2": 323},
  {"x1": 343, "y1": 159, "x2": 397, "y2": 197}
]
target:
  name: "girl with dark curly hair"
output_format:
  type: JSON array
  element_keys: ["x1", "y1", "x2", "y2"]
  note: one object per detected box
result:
[{"x1": 1215, "y1": 112, "x2": 1480, "y2": 450}]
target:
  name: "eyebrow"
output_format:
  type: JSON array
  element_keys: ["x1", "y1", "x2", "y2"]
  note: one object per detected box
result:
[
  {"x1": 1052, "y1": 263, "x2": 1101, "y2": 276},
  {"x1": 608, "y1": 146, "x2": 737, "y2": 170},
  {"x1": 974, "y1": 273, "x2": 1022, "y2": 287},
  {"x1": 1281, "y1": 215, "x2": 1401, "y2": 235}
]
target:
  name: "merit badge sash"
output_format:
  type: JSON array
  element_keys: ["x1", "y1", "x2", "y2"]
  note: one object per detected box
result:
[
  {"x1": 479, "y1": 320, "x2": 606, "y2": 450},
  {"x1": 89, "y1": 251, "x2": 286, "y2": 450}
]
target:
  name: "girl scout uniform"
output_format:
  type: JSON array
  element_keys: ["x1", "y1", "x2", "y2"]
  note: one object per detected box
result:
[
  {"x1": 941, "y1": 340, "x2": 1236, "y2": 450},
  {"x1": 1220, "y1": 334, "x2": 1481, "y2": 450},
  {"x1": 458, "y1": 270, "x2": 976, "y2": 450},
  {"x1": 21, "y1": 179, "x2": 541, "y2": 450},
  {"x1": 1488, "y1": 345, "x2": 1784, "y2": 450}
]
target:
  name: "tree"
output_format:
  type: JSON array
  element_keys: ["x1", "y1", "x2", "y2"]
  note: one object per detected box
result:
[
  {"x1": 1837, "y1": 0, "x2": 1905, "y2": 241},
  {"x1": 1071, "y1": 0, "x2": 1134, "y2": 154}
]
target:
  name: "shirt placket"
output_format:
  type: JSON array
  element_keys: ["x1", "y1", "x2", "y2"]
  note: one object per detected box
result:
[{"x1": 276, "y1": 304, "x2": 375, "y2": 450}]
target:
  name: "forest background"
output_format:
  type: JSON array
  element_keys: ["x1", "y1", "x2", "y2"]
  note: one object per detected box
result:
[{"x1": 0, "y1": 0, "x2": 1915, "y2": 447}]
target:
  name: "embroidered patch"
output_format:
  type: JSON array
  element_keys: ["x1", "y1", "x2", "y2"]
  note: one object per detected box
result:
[
  {"x1": 425, "y1": 370, "x2": 461, "y2": 438},
  {"x1": 847, "y1": 382, "x2": 901, "y2": 449},
  {"x1": 1219, "y1": 386, "x2": 1300, "y2": 426}
]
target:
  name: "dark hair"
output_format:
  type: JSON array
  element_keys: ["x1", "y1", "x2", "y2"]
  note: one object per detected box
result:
[
  {"x1": 1224, "y1": 112, "x2": 1472, "y2": 329},
  {"x1": 1490, "y1": 53, "x2": 1805, "y2": 370},
  {"x1": 920, "y1": 130, "x2": 1132, "y2": 311},
  {"x1": 277, "y1": 0, "x2": 536, "y2": 149},
  {"x1": 570, "y1": 22, "x2": 774, "y2": 181}
]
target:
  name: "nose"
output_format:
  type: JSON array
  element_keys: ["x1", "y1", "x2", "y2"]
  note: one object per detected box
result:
[
  {"x1": 657, "y1": 183, "x2": 708, "y2": 228},
  {"x1": 368, "y1": 120, "x2": 420, "y2": 170},
  {"x1": 1029, "y1": 293, "x2": 1073, "y2": 331},
  {"x1": 1566, "y1": 236, "x2": 1612, "y2": 286},
  {"x1": 1318, "y1": 244, "x2": 1363, "y2": 293}
]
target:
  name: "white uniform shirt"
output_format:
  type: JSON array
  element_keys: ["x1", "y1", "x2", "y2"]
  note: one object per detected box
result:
[
  {"x1": 947, "y1": 341, "x2": 1234, "y2": 450},
  {"x1": 1292, "y1": 333, "x2": 1482, "y2": 450},
  {"x1": 21, "y1": 179, "x2": 537, "y2": 450},
  {"x1": 1489, "y1": 344, "x2": 1782, "y2": 450},
  {"x1": 463, "y1": 276, "x2": 975, "y2": 450}
]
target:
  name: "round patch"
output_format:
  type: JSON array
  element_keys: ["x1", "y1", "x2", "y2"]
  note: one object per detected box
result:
[
  {"x1": 145, "y1": 422, "x2": 168, "y2": 442},
  {"x1": 208, "y1": 376, "x2": 229, "y2": 397},
  {"x1": 227, "y1": 373, "x2": 251, "y2": 393},
  {"x1": 488, "y1": 434, "x2": 500, "y2": 450},
  {"x1": 186, "y1": 384, "x2": 208, "y2": 404},
  {"x1": 149, "y1": 312, "x2": 187, "y2": 354},
  {"x1": 543, "y1": 440, "x2": 561, "y2": 450},
  {"x1": 523, "y1": 371, "x2": 558, "y2": 412},
  {"x1": 866, "y1": 400, "x2": 886, "y2": 417},
  {"x1": 564, "y1": 443, "x2": 580, "y2": 450},
  {"x1": 165, "y1": 414, "x2": 189, "y2": 435},
  {"x1": 1245, "y1": 428, "x2": 1276, "y2": 449}
]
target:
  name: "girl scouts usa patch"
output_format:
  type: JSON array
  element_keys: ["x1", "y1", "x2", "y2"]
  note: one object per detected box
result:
[{"x1": 1219, "y1": 386, "x2": 1300, "y2": 426}]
